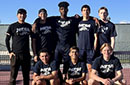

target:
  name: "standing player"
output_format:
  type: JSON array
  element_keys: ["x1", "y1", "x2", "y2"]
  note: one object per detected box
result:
[
  {"x1": 63, "y1": 46, "x2": 87, "y2": 85},
  {"x1": 5, "y1": 8, "x2": 32, "y2": 85},
  {"x1": 96, "y1": 7, "x2": 117, "y2": 57},
  {"x1": 88, "y1": 43, "x2": 126, "y2": 85},
  {"x1": 32, "y1": 48, "x2": 60, "y2": 85},
  {"x1": 32, "y1": 8, "x2": 56, "y2": 63},
  {"x1": 49, "y1": 1, "x2": 79, "y2": 67},
  {"x1": 77, "y1": 5, "x2": 98, "y2": 75}
]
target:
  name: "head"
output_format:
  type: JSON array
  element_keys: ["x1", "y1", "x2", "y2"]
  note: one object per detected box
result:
[
  {"x1": 100, "y1": 43, "x2": 113, "y2": 59},
  {"x1": 81, "y1": 5, "x2": 91, "y2": 18},
  {"x1": 98, "y1": 7, "x2": 108, "y2": 20},
  {"x1": 17, "y1": 8, "x2": 27, "y2": 23},
  {"x1": 39, "y1": 48, "x2": 50, "y2": 64},
  {"x1": 69, "y1": 46, "x2": 79, "y2": 61},
  {"x1": 58, "y1": 1, "x2": 69, "y2": 17},
  {"x1": 38, "y1": 8, "x2": 47, "y2": 20}
]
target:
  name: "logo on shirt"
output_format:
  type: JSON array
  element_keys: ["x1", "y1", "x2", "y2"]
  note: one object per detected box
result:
[
  {"x1": 40, "y1": 67, "x2": 51, "y2": 75},
  {"x1": 100, "y1": 64, "x2": 114, "y2": 73},
  {"x1": 16, "y1": 27, "x2": 30, "y2": 36},
  {"x1": 58, "y1": 20, "x2": 71, "y2": 27},
  {"x1": 40, "y1": 26, "x2": 52, "y2": 34},
  {"x1": 100, "y1": 25, "x2": 108, "y2": 34},
  {"x1": 68, "y1": 67, "x2": 81, "y2": 76},
  {"x1": 78, "y1": 24, "x2": 91, "y2": 31}
]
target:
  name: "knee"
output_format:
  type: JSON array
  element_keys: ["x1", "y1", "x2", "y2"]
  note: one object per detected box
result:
[
  {"x1": 50, "y1": 79, "x2": 55, "y2": 85},
  {"x1": 119, "y1": 79, "x2": 127, "y2": 85},
  {"x1": 82, "y1": 80, "x2": 88, "y2": 85},
  {"x1": 88, "y1": 79, "x2": 95, "y2": 85},
  {"x1": 36, "y1": 80, "x2": 45, "y2": 85}
]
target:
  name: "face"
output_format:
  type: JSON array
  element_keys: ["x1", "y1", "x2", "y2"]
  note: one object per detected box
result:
[
  {"x1": 81, "y1": 7, "x2": 90, "y2": 17},
  {"x1": 101, "y1": 46, "x2": 112, "y2": 58},
  {"x1": 38, "y1": 12, "x2": 47, "y2": 20},
  {"x1": 98, "y1": 9, "x2": 108, "y2": 20},
  {"x1": 17, "y1": 13, "x2": 26, "y2": 22},
  {"x1": 69, "y1": 49, "x2": 79, "y2": 60},
  {"x1": 59, "y1": 7, "x2": 68, "y2": 16},
  {"x1": 40, "y1": 52, "x2": 50, "y2": 64}
]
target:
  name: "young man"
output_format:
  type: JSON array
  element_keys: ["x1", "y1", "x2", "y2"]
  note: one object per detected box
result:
[
  {"x1": 32, "y1": 8, "x2": 56, "y2": 63},
  {"x1": 49, "y1": 1, "x2": 79, "y2": 67},
  {"x1": 77, "y1": 5, "x2": 98, "y2": 75},
  {"x1": 32, "y1": 48, "x2": 60, "y2": 85},
  {"x1": 63, "y1": 46, "x2": 87, "y2": 85},
  {"x1": 96, "y1": 7, "x2": 117, "y2": 57},
  {"x1": 88, "y1": 43, "x2": 126, "y2": 85},
  {"x1": 5, "y1": 8, "x2": 32, "y2": 85}
]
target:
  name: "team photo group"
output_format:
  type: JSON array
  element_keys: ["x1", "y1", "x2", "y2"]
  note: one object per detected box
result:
[{"x1": 5, "y1": 1, "x2": 126, "y2": 85}]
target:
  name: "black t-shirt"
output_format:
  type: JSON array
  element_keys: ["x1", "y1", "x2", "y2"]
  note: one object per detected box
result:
[
  {"x1": 49, "y1": 16, "x2": 79, "y2": 47},
  {"x1": 92, "y1": 56, "x2": 122, "y2": 79},
  {"x1": 33, "y1": 60, "x2": 58, "y2": 75},
  {"x1": 33, "y1": 18, "x2": 56, "y2": 53},
  {"x1": 97, "y1": 20, "x2": 117, "y2": 47},
  {"x1": 78, "y1": 19, "x2": 97, "y2": 50},
  {"x1": 6, "y1": 22, "x2": 32, "y2": 54},
  {"x1": 63, "y1": 60, "x2": 87, "y2": 79}
]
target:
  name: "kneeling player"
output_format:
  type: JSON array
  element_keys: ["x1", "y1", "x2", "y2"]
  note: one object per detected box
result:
[
  {"x1": 32, "y1": 48, "x2": 60, "y2": 85},
  {"x1": 63, "y1": 46, "x2": 87, "y2": 85},
  {"x1": 88, "y1": 43, "x2": 126, "y2": 85}
]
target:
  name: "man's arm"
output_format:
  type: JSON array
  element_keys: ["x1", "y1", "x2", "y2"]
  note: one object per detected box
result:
[
  {"x1": 111, "y1": 37, "x2": 115, "y2": 49},
  {"x1": 32, "y1": 23, "x2": 37, "y2": 33},
  {"x1": 31, "y1": 38, "x2": 38, "y2": 62},
  {"x1": 111, "y1": 70, "x2": 123, "y2": 83},
  {"x1": 31, "y1": 23, "x2": 38, "y2": 62},
  {"x1": 94, "y1": 33, "x2": 98, "y2": 50},
  {"x1": 5, "y1": 34, "x2": 15, "y2": 59}
]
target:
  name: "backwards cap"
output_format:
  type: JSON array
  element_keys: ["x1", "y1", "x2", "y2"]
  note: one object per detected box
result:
[{"x1": 58, "y1": 1, "x2": 69, "y2": 8}]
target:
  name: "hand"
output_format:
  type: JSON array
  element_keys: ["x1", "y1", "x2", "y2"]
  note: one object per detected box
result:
[
  {"x1": 34, "y1": 56, "x2": 38, "y2": 62},
  {"x1": 9, "y1": 52, "x2": 15, "y2": 59},
  {"x1": 35, "y1": 76, "x2": 41, "y2": 81},
  {"x1": 102, "y1": 79, "x2": 111, "y2": 85},
  {"x1": 93, "y1": 17, "x2": 100, "y2": 27},
  {"x1": 62, "y1": 74, "x2": 66, "y2": 80},
  {"x1": 74, "y1": 14, "x2": 80, "y2": 18},
  {"x1": 107, "y1": 78, "x2": 114, "y2": 85},
  {"x1": 34, "y1": 76, "x2": 42, "y2": 85},
  {"x1": 68, "y1": 78, "x2": 75, "y2": 85}
]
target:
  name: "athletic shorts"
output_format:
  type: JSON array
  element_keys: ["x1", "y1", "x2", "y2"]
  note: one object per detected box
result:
[
  {"x1": 79, "y1": 49, "x2": 95, "y2": 65},
  {"x1": 54, "y1": 45, "x2": 70, "y2": 65}
]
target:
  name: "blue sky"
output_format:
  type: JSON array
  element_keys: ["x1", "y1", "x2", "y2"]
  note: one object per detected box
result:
[{"x1": 0, "y1": 0, "x2": 130, "y2": 24}]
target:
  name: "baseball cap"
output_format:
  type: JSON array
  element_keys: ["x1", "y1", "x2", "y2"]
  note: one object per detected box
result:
[
  {"x1": 58, "y1": 1, "x2": 69, "y2": 8},
  {"x1": 38, "y1": 8, "x2": 47, "y2": 14},
  {"x1": 17, "y1": 8, "x2": 27, "y2": 14}
]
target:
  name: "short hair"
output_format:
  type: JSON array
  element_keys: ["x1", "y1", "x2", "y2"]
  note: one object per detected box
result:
[
  {"x1": 98, "y1": 7, "x2": 108, "y2": 13},
  {"x1": 39, "y1": 48, "x2": 50, "y2": 55},
  {"x1": 17, "y1": 8, "x2": 27, "y2": 14},
  {"x1": 100, "y1": 43, "x2": 113, "y2": 52},
  {"x1": 58, "y1": 1, "x2": 69, "y2": 8},
  {"x1": 81, "y1": 4, "x2": 90, "y2": 12},
  {"x1": 38, "y1": 8, "x2": 47, "y2": 14},
  {"x1": 70, "y1": 46, "x2": 79, "y2": 52}
]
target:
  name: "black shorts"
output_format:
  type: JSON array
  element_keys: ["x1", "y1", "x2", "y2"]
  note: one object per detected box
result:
[{"x1": 79, "y1": 49, "x2": 95, "y2": 65}]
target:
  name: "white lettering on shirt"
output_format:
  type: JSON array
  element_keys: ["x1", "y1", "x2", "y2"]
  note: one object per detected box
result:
[{"x1": 79, "y1": 24, "x2": 91, "y2": 31}]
